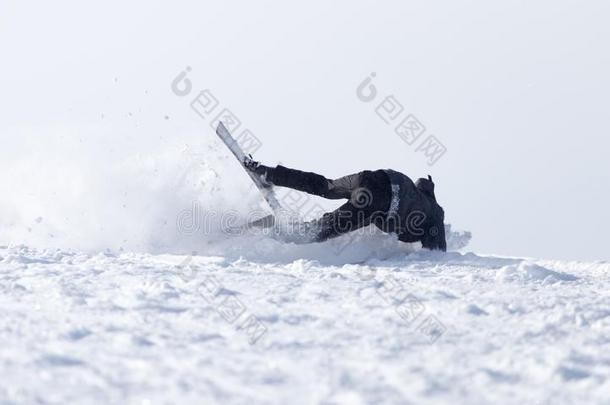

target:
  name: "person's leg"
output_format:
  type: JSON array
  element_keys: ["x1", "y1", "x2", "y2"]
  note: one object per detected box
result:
[
  {"x1": 262, "y1": 165, "x2": 363, "y2": 200},
  {"x1": 258, "y1": 169, "x2": 393, "y2": 243},
  {"x1": 310, "y1": 200, "x2": 370, "y2": 242},
  {"x1": 268, "y1": 198, "x2": 371, "y2": 244},
  {"x1": 289, "y1": 170, "x2": 392, "y2": 242}
]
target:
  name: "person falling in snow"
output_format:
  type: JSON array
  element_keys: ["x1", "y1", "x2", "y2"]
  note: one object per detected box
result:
[{"x1": 243, "y1": 157, "x2": 446, "y2": 251}]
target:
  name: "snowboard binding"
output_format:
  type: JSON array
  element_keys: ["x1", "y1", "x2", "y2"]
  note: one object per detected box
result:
[{"x1": 243, "y1": 155, "x2": 272, "y2": 188}]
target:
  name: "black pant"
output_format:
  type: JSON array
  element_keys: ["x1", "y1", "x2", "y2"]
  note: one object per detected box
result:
[{"x1": 266, "y1": 166, "x2": 392, "y2": 242}]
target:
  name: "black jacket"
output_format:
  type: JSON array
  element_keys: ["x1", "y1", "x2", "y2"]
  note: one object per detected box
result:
[{"x1": 383, "y1": 170, "x2": 447, "y2": 251}]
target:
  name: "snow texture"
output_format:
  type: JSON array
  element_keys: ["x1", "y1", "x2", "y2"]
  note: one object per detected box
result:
[
  {"x1": 0, "y1": 139, "x2": 607, "y2": 404},
  {"x1": 1, "y1": 244, "x2": 609, "y2": 404}
]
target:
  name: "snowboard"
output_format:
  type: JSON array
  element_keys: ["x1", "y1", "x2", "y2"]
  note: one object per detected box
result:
[{"x1": 215, "y1": 122, "x2": 282, "y2": 220}]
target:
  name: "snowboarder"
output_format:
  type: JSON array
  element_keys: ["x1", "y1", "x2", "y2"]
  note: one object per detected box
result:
[{"x1": 243, "y1": 158, "x2": 447, "y2": 251}]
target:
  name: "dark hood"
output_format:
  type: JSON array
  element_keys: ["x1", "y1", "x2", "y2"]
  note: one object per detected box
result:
[
  {"x1": 415, "y1": 175, "x2": 436, "y2": 201},
  {"x1": 416, "y1": 175, "x2": 446, "y2": 251},
  {"x1": 421, "y1": 205, "x2": 446, "y2": 252}
]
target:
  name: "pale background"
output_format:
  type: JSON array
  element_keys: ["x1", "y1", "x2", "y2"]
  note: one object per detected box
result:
[{"x1": 1, "y1": 0, "x2": 609, "y2": 261}]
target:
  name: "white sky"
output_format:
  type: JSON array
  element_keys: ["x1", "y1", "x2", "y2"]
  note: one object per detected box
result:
[{"x1": 1, "y1": 0, "x2": 609, "y2": 260}]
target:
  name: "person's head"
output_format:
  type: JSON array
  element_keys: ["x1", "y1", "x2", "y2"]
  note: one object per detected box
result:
[
  {"x1": 420, "y1": 206, "x2": 447, "y2": 251},
  {"x1": 415, "y1": 175, "x2": 436, "y2": 201},
  {"x1": 416, "y1": 175, "x2": 447, "y2": 251}
]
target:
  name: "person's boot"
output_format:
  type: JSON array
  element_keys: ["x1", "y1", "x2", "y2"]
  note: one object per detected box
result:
[{"x1": 243, "y1": 155, "x2": 273, "y2": 188}]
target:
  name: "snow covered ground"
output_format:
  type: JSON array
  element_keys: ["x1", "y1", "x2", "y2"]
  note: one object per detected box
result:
[{"x1": 1, "y1": 243, "x2": 609, "y2": 404}]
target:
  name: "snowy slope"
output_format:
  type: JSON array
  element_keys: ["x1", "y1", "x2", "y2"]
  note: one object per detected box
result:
[{"x1": 1, "y1": 244, "x2": 609, "y2": 404}]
